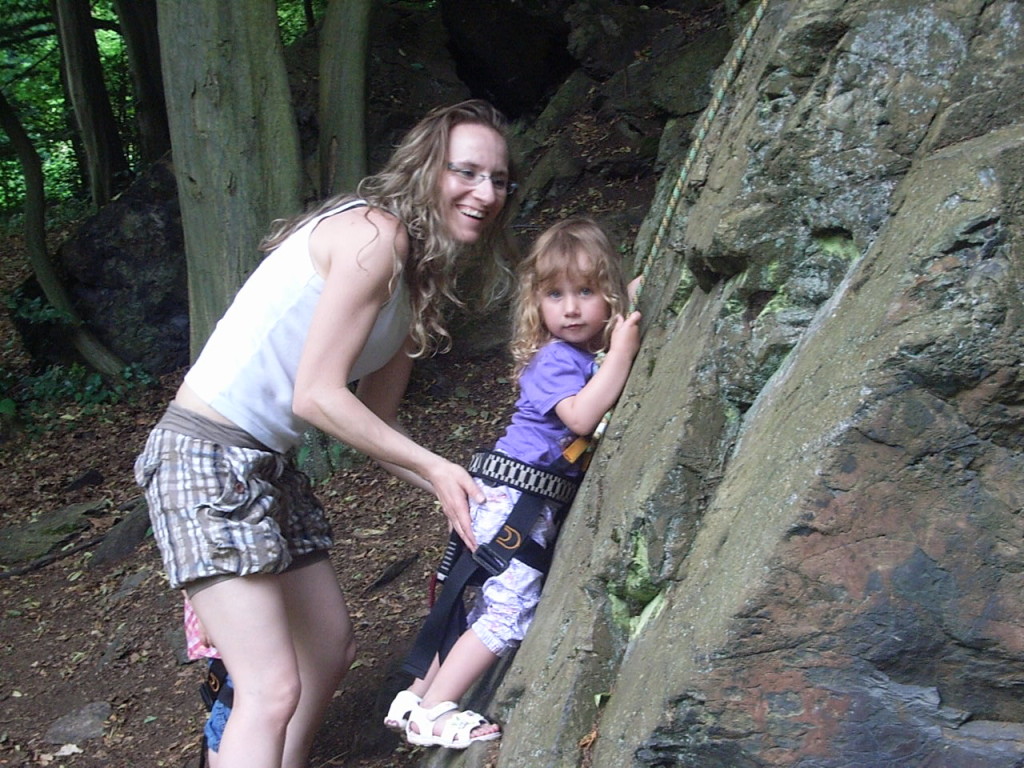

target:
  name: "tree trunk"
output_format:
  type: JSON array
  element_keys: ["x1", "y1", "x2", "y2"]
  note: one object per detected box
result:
[
  {"x1": 112, "y1": 0, "x2": 170, "y2": 163},
  {"x1": 318, "y1": 0, "x2": 370, "y2": 196},
  {"x1": 0, "y1": 88, "x2": 125, "y2": 377},
  {"x1": 53, "y1": 0, "x2": 130, "y2": 207},
  {"x1": 156, "y1": 0, "x2": 303, "y2": 357}
]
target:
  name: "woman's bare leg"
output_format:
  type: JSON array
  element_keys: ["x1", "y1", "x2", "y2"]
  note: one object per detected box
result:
[
  {"x1": 277, "y1": 558, "x2": 355, "y2": 768},
  {"x1": 190, "y1": 575, "x2": 301, "y2": 768}
]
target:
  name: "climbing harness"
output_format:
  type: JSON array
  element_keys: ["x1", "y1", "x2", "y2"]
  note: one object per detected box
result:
[
  {"x1": 568, "y1": 0, "x2": 772, "y2": 462},
  {"x1": 197, "y1": 658, "x2": 233, "y2": 768},
  {"x1": 402, "y1": 452, "x2": 579, "y2": 680}
]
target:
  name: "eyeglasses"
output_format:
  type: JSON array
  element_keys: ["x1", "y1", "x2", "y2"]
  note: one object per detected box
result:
[{"x1": 446, "y1": 163, "x2": 518, "y2": 196}]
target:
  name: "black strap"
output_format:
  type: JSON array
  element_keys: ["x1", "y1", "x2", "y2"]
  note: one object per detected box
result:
[
  {"x1": 199, "y1": 658, "x2": 233, "y2": 710},
  {"x1": 470, "y1": 484, "x2": 559, "y2": 578}
]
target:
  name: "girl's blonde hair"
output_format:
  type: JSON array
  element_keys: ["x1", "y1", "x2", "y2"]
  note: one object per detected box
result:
[
  {"x1": 510, "y1": 218, "x2": 630, "y2": 377},
  {"x1": 261, "y1": 100, "x2": 518, "y2": 357}
]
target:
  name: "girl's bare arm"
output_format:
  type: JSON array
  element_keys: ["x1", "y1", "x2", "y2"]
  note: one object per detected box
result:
[{"x1": 555, "y1": 310, "x2": 642, "y2": 436}]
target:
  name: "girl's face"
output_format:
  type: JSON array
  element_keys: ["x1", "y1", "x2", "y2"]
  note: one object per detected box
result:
[
  {"x1": 539, "y1": 253, "x2": 611, "y2": 351},
  {"x1": 440, "y1": 123, "x2": 511, "y2": 244}
]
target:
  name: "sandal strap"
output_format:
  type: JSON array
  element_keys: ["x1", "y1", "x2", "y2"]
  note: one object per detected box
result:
[
  {"x1": 406, "y1": 701, "x2": 498, "y2": 748},
  {"x1": 387, "y1": 690, "x2": 421, "y2": 716},
  {"x1": 451, "y1": 709, "x2": 488, "y2": 727},
  {"x1": 385, "y1": 689, "x2": 422, "y2": 729},
  {"x1": 440, "y1": 709, "x2": 493, "y2": 745},
  {"x1": 418, "y1": 700, "x2": 459, "y2": 721}
]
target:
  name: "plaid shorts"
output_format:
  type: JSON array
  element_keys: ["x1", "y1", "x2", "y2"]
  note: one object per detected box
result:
[{"x1": 134, "y1": 426, "x2": 332, "y2": 590}]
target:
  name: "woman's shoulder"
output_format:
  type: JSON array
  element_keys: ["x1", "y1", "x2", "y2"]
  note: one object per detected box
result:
[
  {"x1": 315, "y1": 202, "x2": 404, "y2": 238},
  {"x1": 310, "y1": 204, "x2": 410, "y2": 269}
]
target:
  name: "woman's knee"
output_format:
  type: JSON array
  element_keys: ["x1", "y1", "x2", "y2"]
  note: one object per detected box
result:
[
  {"x1": 235, "y1": 667, "x2": 303, "y2": 726},
  {"x1": 340, "y1": 631, "x2": 356, "y2": 668},
  {"x1": 326, "y1": 627, "x2": 356, "y2": 684},
  {"x1": 321, "y1": 596, "x2": 357, "y2": 672},
  {"x1": 306, "y1": 615, "x2": 355, "y2": 684}
]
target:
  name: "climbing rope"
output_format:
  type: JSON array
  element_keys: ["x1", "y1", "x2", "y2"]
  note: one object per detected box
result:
[
  {"x1": 631, "y1": 0, "x2": 771, "y2": 310},
  {"x1": 564, "y1": 0, "x2": 772, "y2": 464}
]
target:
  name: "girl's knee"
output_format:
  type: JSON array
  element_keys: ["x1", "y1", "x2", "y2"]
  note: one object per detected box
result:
[{"x1": 470, "y1": 621, "x2": 519, "y2": 658}]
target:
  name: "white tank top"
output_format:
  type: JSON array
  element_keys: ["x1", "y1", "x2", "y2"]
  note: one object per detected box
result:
[{"x1": 184, "y1": 201, "x2": 411, "y2": 452}]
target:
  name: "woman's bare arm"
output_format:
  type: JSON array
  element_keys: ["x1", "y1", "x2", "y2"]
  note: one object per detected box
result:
[{"x1": 292, "y1": 208, "x2": 480, "y2": 547}]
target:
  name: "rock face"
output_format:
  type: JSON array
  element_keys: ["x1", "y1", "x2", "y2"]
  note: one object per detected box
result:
[
  {"x1": 55, "y1": 157, "x2": 188, "y2": 374},
  {"x1": 459, "y1": 1, "x2": 1024, "y2": 767}
]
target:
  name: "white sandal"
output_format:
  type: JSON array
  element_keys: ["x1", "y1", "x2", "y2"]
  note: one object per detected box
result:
[
  {"x1": 406, "y1": 701, "x2": 501, "y2": 749},
  {"x1": 384, "y1": 690, "x2": 422, "y2": 732}
]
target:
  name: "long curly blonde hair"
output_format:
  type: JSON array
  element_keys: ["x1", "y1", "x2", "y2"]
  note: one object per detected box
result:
[
  {"x1": 261, "y1": 100, "x2": 518, "y2": 357},
  {"x1": 510, "y1": 218, "x2": 630, "y2": 378}
]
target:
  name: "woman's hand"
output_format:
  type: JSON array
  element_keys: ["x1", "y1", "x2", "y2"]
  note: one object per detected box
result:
[{"x1": 422, "y1": 458, "x2": 483, "y2": 550}]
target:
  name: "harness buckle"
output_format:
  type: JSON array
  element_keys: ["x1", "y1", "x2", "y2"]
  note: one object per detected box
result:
[{"x1": 471, "y1": 543, "x2": 507, "y2": 578}]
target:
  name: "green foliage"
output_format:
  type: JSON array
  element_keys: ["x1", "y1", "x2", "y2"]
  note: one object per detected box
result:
[
  {"x1": 295, "y1": 428, "x2": 362, "y2": 482},
  {"x1": 2, "y1": 284, "x2": 153, "y2": 429},
  {"x1": 1, "y1": 0, "x2": 84, "y2": 214},
  {"x1": 0, "y1": 0, "x2": 139, "y2": 214},
  {"x1": 3, "y1": 361, "x2": 154, "y2": 429},
  {"x1": 0, "y1": 0, "x2": 336, "y2": 215},
  {"x1": 92, "y1": 3, "x2": 135, "y2": 165},
  {"x1": 5, "y1": 285, "x2": 73, "y2": 325},
  {"x1": 277, "y1": 0, "x2": 330, "y2": 46},
  {"x1": 24, "y1": 362, "x2": 149, "y2": 406}
]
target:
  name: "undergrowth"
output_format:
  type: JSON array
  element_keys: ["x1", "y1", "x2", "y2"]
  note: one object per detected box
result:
[{"x1": 1, "y1": 287, "x2": 154, "y2": 433}]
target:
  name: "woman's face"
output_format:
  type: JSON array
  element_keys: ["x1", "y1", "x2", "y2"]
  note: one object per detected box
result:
[{"x1": 440, "y1": 123, "x2": 511, "y2": 244}]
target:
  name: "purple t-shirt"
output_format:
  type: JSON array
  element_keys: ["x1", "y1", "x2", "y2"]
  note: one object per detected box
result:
[{"x1": 493, "y1": 340, "x2": 597, "y2": 477}]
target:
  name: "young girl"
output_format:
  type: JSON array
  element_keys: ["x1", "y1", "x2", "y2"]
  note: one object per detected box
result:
[
  {"x1": 135, "y1": 100, "x2": 517, "y2": 768},
  {"x1": 385, "y1": 217, "x2": 642, "y2": 749}
]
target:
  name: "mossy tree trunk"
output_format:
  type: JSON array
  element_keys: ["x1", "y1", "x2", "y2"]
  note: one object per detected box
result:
[
  {"x1": 156, "y1": 0, "x2": 303, "y2": 357},
  {"x1": 318, "y1": 0, "x2": 371, "y2": 196}
]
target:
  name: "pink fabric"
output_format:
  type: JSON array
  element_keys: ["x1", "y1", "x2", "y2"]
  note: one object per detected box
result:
[{"x1": 183, "y1": 598, "x2": 219, "y2": 660}]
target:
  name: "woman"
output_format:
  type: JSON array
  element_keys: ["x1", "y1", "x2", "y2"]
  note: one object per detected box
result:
[{"x1": 134, "y1": 100, "x2": 518, "y2": 768}]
